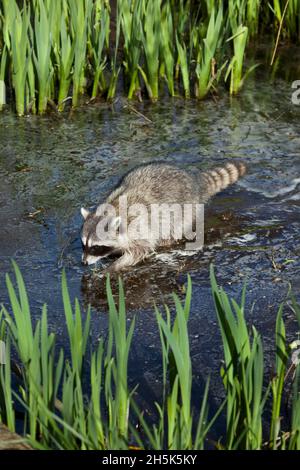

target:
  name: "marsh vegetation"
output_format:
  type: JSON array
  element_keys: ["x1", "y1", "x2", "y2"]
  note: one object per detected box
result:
[
  {"x1": 1, "y1": 263, "x2": 300, "y2": 449},
  {"x1": 0, "y1": 0, "x2": 300, "y2": 114}
]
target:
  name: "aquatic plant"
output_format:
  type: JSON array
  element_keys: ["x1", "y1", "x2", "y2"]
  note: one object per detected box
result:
[
  {"x1": 69, "y1": 0, "x2": 92, "y2": 108},
  {"x1": 89, "y1": 1, "x2": 110, "y2": 100},
  {"x1": 106, "y1": 4, "x2": 121, "y2": 101},
  {"x1": 160, "y1": 2, "x2": 175, "y2": 96},
  {"x1": 286, "y1": 0, "x2": 300, "y2": 41},
  {"x1": 176, "y1": 34, "x2": 191, "y2": 99},
  {"x1": 4, "y1": 0, "x2": 32, "y2": 116},
  {"x1": 173, "y1": 0, "x2": 191, "y2": 98},
  {"x1": 139, "y1": 0, "x2": 162, "y2": 101},
  {"x1": 119, "y1": 0, "x2": 143, "y2": 99},
  {"x1": 55, "y1": 14, "x2": 75, "y2": 112},
  {"x1": 245, "y1": 0, "x2": 261, "y2": 36},
  {"x1": 0, "y1": 262, "x2": 300, "y2": 450},
  {"x1": 32, "y1": 0, "x2": 53, "y2": 114},
  {"x1": 193, "y1": 5, "x2": 224, "y2": 99},
  {"x1": 225, "y1": 20, "x2": 259, "y2": 95},
  {"x1": 0, "y1": 262, "x2": 134, "y2": 449},
  {"x1": 0, "y1": 0, "x2": 299, "y2": 114},
  {"x1": 211, "y1": 267, "x2": 265, "y2": 449}
]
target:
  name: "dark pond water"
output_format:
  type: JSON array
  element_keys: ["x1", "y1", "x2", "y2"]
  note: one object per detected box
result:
[{"x1": 0, "y1": 46, "x2": 300, "y2": 425}]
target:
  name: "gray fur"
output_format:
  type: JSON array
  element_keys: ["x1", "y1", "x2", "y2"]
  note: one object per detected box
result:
[{"x1": 81, "y1": 161, "x2": 246, "y2": 271}]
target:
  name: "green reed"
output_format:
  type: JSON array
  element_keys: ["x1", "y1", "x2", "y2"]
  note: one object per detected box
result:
[
  {"x1": 139, "y1": 0, "x2": 161, "y2": 101},
  {"x1": 225, "y1": 19, "x2": 259, "y2": 95},
  {"x1": 33, "y1": 0, "x2": 53, "y2": 114},
  {"x1": 0, "y1": 0, "x2": 299, "y2": 114},
  {"x1": 211, "y1": 266, "x2": 265, "y2": 449},
  {"x1": 90, "y1": 1, "x2": 110, "y2": 99},
  {"x1": 176, "y1": 35, "x2": 190, "y2": 98},
  {"x1": 173, "y1": 0, "x2": 191, "y2": 96},
  {"x1": 106, "y1": 4, "x2": 121, "y2": 101},
  {"x1": 56, "y1": 15, "x2": 75, "y2": 112},
  {"x1": 1, "y1": 262, "x2": 300, "y2": 450},
  {"x1": 289, "y1": 365, "x2": 300, "y2": 449},
  {"x1": 3, "y1": 0, "x2": 32, "y2": 116},
  {"x1": 268, "y1": 0, "x2": 300, "y2": 41},
  {"x1": 193, "y1": 5, "x2": 224, "y2": 99},
  {"x1": 160, "y1": 1, "x2": 175, "y2": 96},
  {"x1": 269, "y1": 303, "x2": 288, "y2": 449},
  {"x1": 69, "y1": 0, "x2": 92, "y2": 108},
  {"x1": 246, "y1": 0, "x2": 261, "y2": 36},
  {"x1": 119, "y1": 0, "x2": 143, "y2": 99}
]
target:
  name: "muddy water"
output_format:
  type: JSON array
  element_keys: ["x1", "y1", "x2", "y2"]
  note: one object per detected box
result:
[{"x1": 0, "y1": 56, "x2": 300, "y2": 422}]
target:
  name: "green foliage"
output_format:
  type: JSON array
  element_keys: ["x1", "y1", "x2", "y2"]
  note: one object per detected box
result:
[
  {"x1": 193, "y1": 5, "x2": 224, "y2": 99},
  {"x1": 210, "y1": 266, "x2": 265, "y2": 449},
  {"x1": 0, "y1": 262, "x2": 300, "y2": 449},
  {"x1": 1, "y1": 0, "x2": 298, "y2": 114},
  {"x1": 119, "y1": 0, "x2": 143, "y2": 99},
  {"x1": 4, "y1": 0, "x2": 32, "y2": 116},
  {"x1": 225, "y1": 21, "x2": 258, "y2": 95},
  {"x1": 33, "y1": 0, "x2": 53, "y2": 114}
]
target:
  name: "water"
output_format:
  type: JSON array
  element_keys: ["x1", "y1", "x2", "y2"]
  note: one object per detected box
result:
[{"x1": 0, "y1": 52, "x2": 299, "y2": 419}]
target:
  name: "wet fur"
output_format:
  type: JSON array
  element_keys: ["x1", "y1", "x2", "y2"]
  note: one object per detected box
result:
[{"x1": 81, "y1": 161, "x2": 246, "y2": 272}]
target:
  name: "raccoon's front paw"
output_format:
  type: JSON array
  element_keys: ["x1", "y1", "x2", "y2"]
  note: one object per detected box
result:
[{"x1": 105, "y1": 253, "x2": 136, "y2": 274}]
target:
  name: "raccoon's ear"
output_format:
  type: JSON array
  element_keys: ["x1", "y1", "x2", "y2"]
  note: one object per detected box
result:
[{"x1": 81, "y1": 207, "x2": 90, "y2": 220}]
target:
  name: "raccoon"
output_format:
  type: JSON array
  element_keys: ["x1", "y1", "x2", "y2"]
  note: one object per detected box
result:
[{"x1": 81, "y1": 161, "x2": 246, "y2": 271}]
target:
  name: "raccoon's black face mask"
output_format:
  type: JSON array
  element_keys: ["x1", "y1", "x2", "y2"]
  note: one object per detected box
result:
[
  {"x1": 81, "y1": 245, "x2": 116, "y2": 266},
  {"x1": 80, "y1": 207, "x2": 122, "y2": 265}
]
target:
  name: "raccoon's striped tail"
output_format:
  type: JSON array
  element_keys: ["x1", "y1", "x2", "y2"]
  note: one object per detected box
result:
[{"x1": 202, "y1": 161, "x2": 247, "y2": 197}]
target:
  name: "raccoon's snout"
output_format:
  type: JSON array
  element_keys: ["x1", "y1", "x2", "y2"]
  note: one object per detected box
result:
[
  {"x1": 82, "y1": 252, "x2": 100, "y2": 266},
  {"x1": 82, "y1": 245, "x2": 116, "y2": 266}
]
